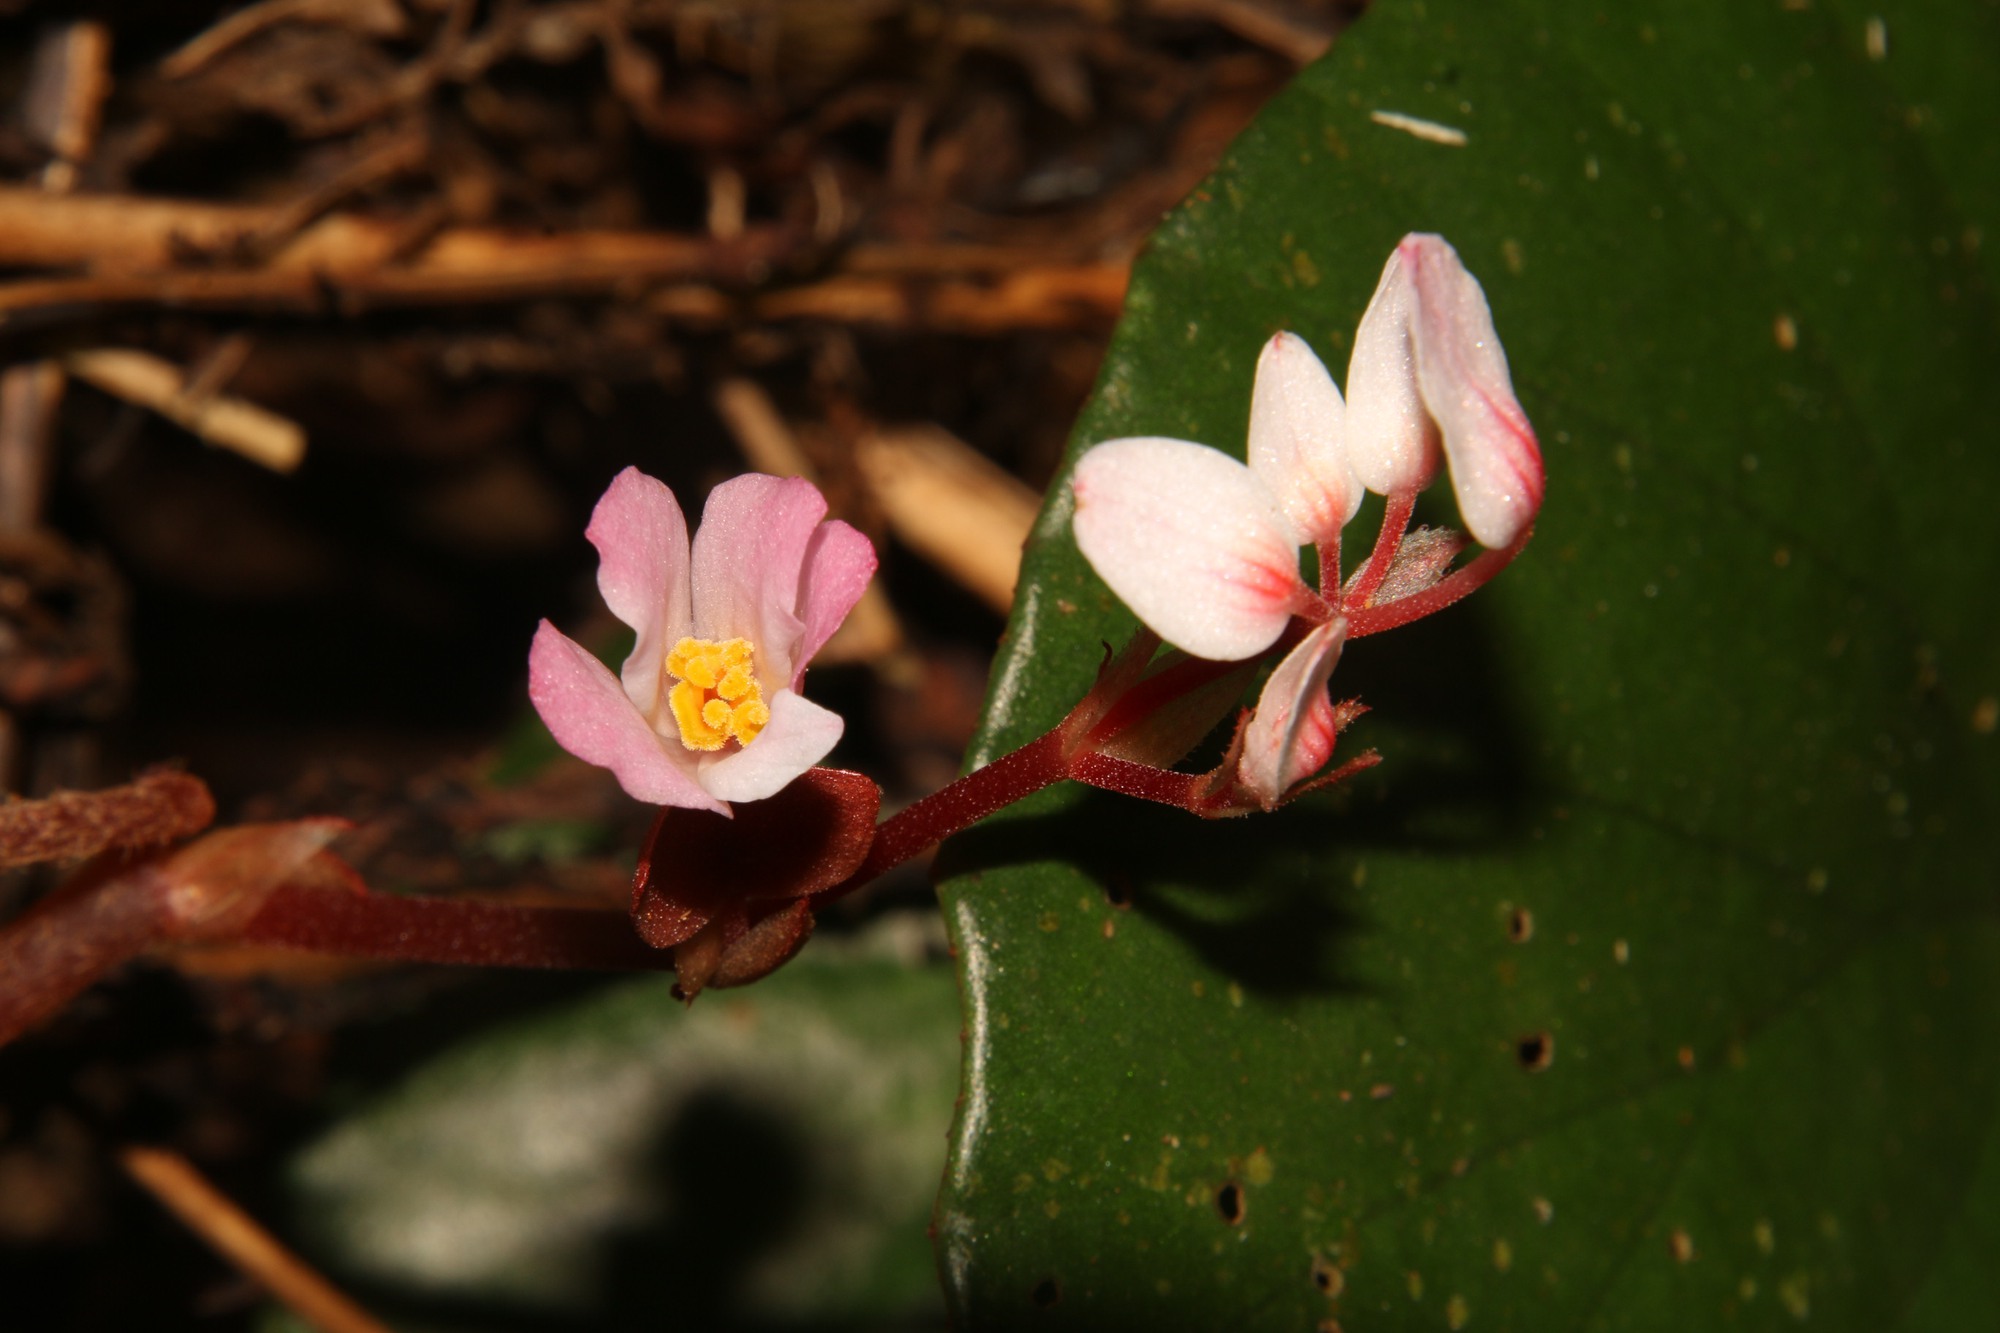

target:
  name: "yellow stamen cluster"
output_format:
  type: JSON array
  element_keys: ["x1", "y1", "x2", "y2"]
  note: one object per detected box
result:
[{"x1": 663, "y1": 636, "x2": 770, "y2": 751}]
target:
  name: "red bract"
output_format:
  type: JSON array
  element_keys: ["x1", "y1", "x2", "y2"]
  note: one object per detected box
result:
[{"x1": 629, "y1": 766, "x2": 880, "y2": 997}]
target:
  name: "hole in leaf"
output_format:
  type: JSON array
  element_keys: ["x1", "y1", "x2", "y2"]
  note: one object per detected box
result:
[
  {"x1": 1031, "y1": 1277, "x2": 1060, "y2": 1307},
  {"x1": 1517, "y1": 1031, "x2": 1554, "y2": 1072},
  {"x1": 1104, "y1": 873, "x2": 1133, "y2": 909},
  {"x1": 1216, "y1": 1181, "x2": 1245, "y2": 1224},
  {"x1": 1507, "y1": 907, "x2": 1533, "y2": 942},
  {"x1": 1311, "y1": 1252, "x2": 1345, "y2": 1296}
]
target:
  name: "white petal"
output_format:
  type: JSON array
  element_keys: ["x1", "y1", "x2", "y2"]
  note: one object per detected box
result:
[
  {"x1": 1247, "y1": 332, "x2": 1361, "y2": 545},
  {"x1": 1403, "y1": 235, "x2": 1545, "y2": 548},
  {"x1": 1345, "y1": 245, "x2": 1442, "y2": 497},
  {"x1": 1238, "y1": 618, "x2": 1347, "y2": 809},
  {"x1": 697, "y1": 689, "x2": 845, "y2": 802},
  {"x1": 1071, "y1": 437, "x2": 1308, "y2": 661}
]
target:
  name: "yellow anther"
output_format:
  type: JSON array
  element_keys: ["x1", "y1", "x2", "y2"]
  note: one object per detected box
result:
[
  {"x1": 717, "y1": 665, "x2": 754, "y2": 701},
  {"x1": 662, "y1": 636, "x2": 767, "y2": 750}
]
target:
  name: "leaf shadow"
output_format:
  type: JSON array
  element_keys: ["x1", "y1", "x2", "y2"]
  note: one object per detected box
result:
[
  {"x1": 330, "y1": 1085, "x2": 868, "y2": 1333},
  {"x1": 941, "y1": 599, "x2": 1539, "y2": 999}
]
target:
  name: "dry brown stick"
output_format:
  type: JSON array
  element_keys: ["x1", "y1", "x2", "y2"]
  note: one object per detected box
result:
[
  {"x1": 237, "y1": 122, "x2": 434, "y2": 263},
  {"x1": 120, "y1": 1146, "x2": 395, "y2": 1333},
  {"x1": 711, "y1": 378, "x2": 906, "y2": 666},
  {"x1": 749, "y1": 266, "x2": 1129, "y2": 333},
  {"x1": 1143, "y1": 0, "x2": 1337, "y2": 65},
  {"x1": 22, "y1": 20, "x2": 112, "y2": 192},
  {"x1": 855, "y1": 425, "x2": 1042, "y2": 615},
  {"x1": 0, "y1": 361, "x2": 65, "y2": 534},
  {"x1": 160, "y1": 0, "x2": 407, "y2": 80},
  {"x1": 64, "y1": 348, "x2": 307, "y2": 473},
  {"x1": 0, "y1": 185, "x2": 799, "y2": 278},
  {"x1": 0, "y1": 770, "x2": 214, "y2": 868}
]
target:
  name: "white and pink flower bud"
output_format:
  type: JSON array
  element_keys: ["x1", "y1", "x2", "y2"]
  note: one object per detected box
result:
[
  {"x1": 1070, "y1": 436, "x2": 1314, "y2": 662},
  {"x1": 1347, "y1": 234, "x2": 1544, "y2": 549},
  {"x1": 1236, "y1": 617, "x2": 1348, "y2": 809},
  {"x1": 1247, "y1": 332, "x2": 1360, "y2": 547}
]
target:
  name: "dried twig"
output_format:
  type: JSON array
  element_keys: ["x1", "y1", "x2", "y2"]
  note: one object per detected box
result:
[
  {"x1": 0, "y1": 770, "x2": 214, "y2": 869},
  {"x1": 712, "y1": 378, "x2": 905, "y2": 665},
  {"x1": 751, "y1": 265, "x2": 1128, "y2": 332},
  {"x1": 120, "y1": 1146, "x2": 394, "y2": 1333},
  {"x1": 23, "y1": 21, "x2": 113, "y2": 191},
  {"x1": 855, "y1": 424, "x2": 1042, "y2": 614},
  {"x1": 0, "y1": 362, "x2": 65, "y2": 534},
  {"x1": 160, "y1": 0, "x2": 408, "y2": 81},
  {"x1": 65, "y1": 348, "x2": 307, "y2": 473},
  {"x1": 0, "y1": 188, "x2": 801, "y2": 325}
]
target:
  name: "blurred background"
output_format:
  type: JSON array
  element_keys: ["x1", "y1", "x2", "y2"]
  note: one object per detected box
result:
[{"x1": 0, "y1": 1, "x2": 1366, "y2": 1328}]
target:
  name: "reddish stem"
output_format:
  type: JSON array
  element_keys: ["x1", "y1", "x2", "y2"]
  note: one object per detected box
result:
[
  {"x1": 1081, "y1": 652, "x2": 1252, "y2": 748},
  {"x1": 241, "y1": 885, "x2": 670, "y2": 971},
  {"x1": 1343, "y1": 487, "x2": 1419, "y2": 609},
  {"x1": 1068, "y1": 752, "x2": 1207, "y2": 812},
  {"x1": 0, "y1": 863, "x2": 173, "y2": 1046},
  {"x1": 830, "y1": 729, "x2": 1072, "y2": 893},
  {"x1": 1345, "y1": 538, "x2": 1527, "y2": 639},
  {"x1": 1316, "y1": 534, "x2": 1342, "y2": 602}
]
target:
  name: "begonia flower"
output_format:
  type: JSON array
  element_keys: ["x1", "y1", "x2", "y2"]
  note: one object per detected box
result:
[
  {"x1": 1235, "y1": 617, "x2": 1348, "y2": 809},
  {"x1": 529, "y1": 467, "x2": 875, "y2": 815},
  {"x1": 1070, "y1": 234, "x2": 1542, "y2": 805},
  {"x1": 1348, "y1": 233, "x2": 1543, "y2": 549}
]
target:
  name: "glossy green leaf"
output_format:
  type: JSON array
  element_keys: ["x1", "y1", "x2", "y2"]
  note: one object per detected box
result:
[
  {"x1": 935, "y1": 2, "x2": 2000, "y2": 1328},
  {"x1": 284, "y1": 931, "x2": 959, "y2": 1330}
]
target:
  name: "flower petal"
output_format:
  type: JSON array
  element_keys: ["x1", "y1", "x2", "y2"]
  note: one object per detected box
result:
[
  {"x1": 1247, "y1": 332, "x2": 1360, "y2": 545},
  {"x1": 528, "y1": 621, "x2": 725, "y2": 814},
  {"x1": 1345, "y1": 244, "x2": 1442, "y2": 497},
  {"x1": 690, "y1": 474, "x2": 825, "y2": 684},
  {"x1": 1071, "y1": 437, "x2": 1307, "y2": 661},
  {"x1": 585, "y1": 467, "x2": 692, "y2": 718},
  {"x1": 696, "y1": 689, "x2": 845, "y2": 803},
  {"x1": 1238, "y1": 617, "x2": 1348, "y2": 809},
  {"x1": 792, "y1": 518, "x2": 877, "y2": 687},
  {"x1": 1403, "y1": 234, "x2": 1545, "y2": 548}
]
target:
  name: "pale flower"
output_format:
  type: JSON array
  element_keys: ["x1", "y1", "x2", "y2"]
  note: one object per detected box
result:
[
  {"x1": 1069, "y1": 233, "x2": 1542, "y2": 804},
  {"x1": 1346, "y1": 233, "x2": 1543, "y2": 548},
  {"x1": 529, "y1": 467, "x2": 875, "y2": 814}
]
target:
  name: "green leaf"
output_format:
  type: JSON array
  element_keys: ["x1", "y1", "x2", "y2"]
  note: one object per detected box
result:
[
  {"x1": 935, "y1": 2, "x2": 2000, "y2": 1328},
  {"x1": 284, "y1": 932, "x2": 959, "y2": 1330}
]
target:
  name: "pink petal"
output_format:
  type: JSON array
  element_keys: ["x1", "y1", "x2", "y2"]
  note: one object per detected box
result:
[
  {"x1": 585, "y1": 467, "x2": 691, "y2": 718},
  {"x1": 690, "y1": 473, "x2": 825, "y2": 684},
  {"x1": 527, "y1": 621, "x2": 726, "y2": 814},
  {"x1": 792, "y1": 519, "x2": 877, "y2": 687},
  {"x1": 1071, "y1": 436, "x2": 1308, "y2": 662},
  {"x1": 1345, "y1": 244, "x2": 1443, "y2": 497},
  {"x1": 697, "y1": 689, "x2": 845, "y2": 803},
  {"x1": 1247, "y1": 332, "x2": 1360, "y2": 545},
  {"x1": 1403, "y1": 234, "x2": 1545, "y2": 548},
  {"x1": 1238, "y1": 617, "x2": 1348, "y2": 809}
]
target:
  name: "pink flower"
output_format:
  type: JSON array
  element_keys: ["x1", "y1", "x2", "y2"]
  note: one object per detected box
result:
[
  {"x1": 529, "y1": 468, "x2": 876, "y2": 814},
  {"x1": 1347, "y1": 233, "x2": 1543, "y2": 549},
  {"x1": 1069, "y1": 234, "x2": 1542, "y2": 802},
  {"x1": 1235, "y1": 617, "x2": 1348, "y2": 809}
]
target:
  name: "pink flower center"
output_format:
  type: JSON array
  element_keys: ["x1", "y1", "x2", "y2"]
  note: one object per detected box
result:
[{"x1": 663, "y1": 637, "x2": 770, "y2": 751}]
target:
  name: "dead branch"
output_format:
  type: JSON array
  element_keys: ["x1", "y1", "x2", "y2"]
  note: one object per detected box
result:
[
  {"x1": 855, "y1": 424, "x2": 1042, "y2": 614},
  {"x1": 120, "y1": 1146, "x2": 394, "y2": 1333},
  {"x1": 0, "y1": 771, "x2": 214, "y2": 869},
  {"x1": 64, "y1": 348, "x2": 307, "y2": 473}
]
